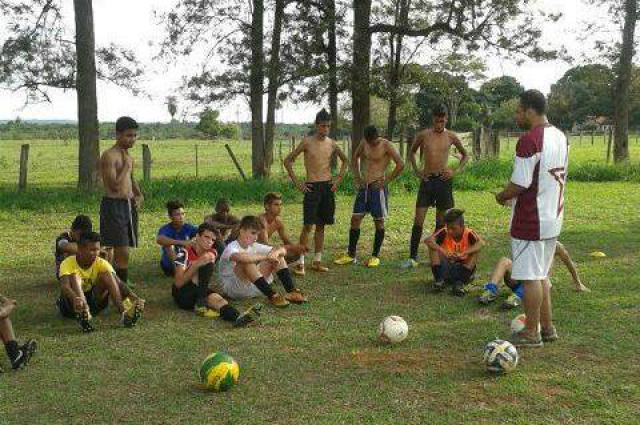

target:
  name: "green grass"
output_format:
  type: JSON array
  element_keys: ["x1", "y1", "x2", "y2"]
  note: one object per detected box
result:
[{"x1": 0, "y1": 139, "x2": 639, "y2": 424}]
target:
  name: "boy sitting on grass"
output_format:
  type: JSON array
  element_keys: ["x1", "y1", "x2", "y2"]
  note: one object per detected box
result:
[
  {"x1": 424, "y1": 208, "x2": 484, "y2": 296},
  {"x1": 479, "y1": 241, "x2": 589, "y2": 309},
  {"x1": 172, "y1": 222, "x2": 258, "y2": 327},
  {"x1": 204, "y1": 199, "x2": 239, "y2": 242},
  {"x1": 57, "y1": 232, "x2": 144, "y2": 333},
  {"x1": 0, "y1": 295, "x2": 36, "y2": 371},
  {"x1": 55, "y1": 214, "x2": 93, "y2": 280},
  {"x1": 156, "y1": 200, "x2": 198, "y2": 277},
  {"x1": 219, "y1": 216, "x2": 308, "y2": 307},
  {"x1": 257, "y1": 192, "x2": 307, "y2": 261}
]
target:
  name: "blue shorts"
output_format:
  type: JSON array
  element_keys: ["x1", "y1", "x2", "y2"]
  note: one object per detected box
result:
[{"x1": 353, "y1": 185, "x2": 388, "y2": 220}]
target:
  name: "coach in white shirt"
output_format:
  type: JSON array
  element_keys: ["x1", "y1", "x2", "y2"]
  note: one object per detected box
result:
[{"x1": 496, "y1": 89, "x2": 569, "y2": 348}]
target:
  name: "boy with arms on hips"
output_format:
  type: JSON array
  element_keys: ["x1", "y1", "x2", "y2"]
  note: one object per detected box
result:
[
  {"x1": 334, "y1": 125, "x2": 404, "y2": 267},
  {"x1": 156, "y1": 200, "x2": 198, "y2": 277},
  {"x1": 219, "y1": 216, "x2": 307, "y2": 306},
  {"x1": 172, "y1": 223, "x2": 258, "y2": 327},
  {"x1": 57, "y1": 232, "x2": 144, "y2": 333},
  {"x1": 424, "y1": 209, "x2": 485, "y2": 296},
  {"x1": 401, "y1": 105, "x2": 469, "y2": 269},
  {"x1": 283, "y1": 108, "x2": 348, "y2": 275}
]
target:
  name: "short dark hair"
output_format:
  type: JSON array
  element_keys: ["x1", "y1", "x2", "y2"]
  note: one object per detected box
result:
[
  {"x1": 197, "y1": 222, "x2": 217, "y2": 235},
  {"x1": 519, "y1": 89, "x2": 547, "y2": 115},
  {"x1": 238, "y1": 215, "x2": 261, "y2": 231},
  {"x1": 215, "y1": 199, "x2": 230, "y2": 212},
  {"x1": 433, "y1": 104, "x2": 448, "y2": 117},
  {"x1": 444, "y1": 208, "x2": 465, "y2": 226},
  {"x1": 264, "y1": 192, "x2": 282, "y2": 206},
  {"x1": 71, "y1": 215, "x2": 92, "y2": 233},
  {"x1": 364, "y1": 125, "x2": 378, "y2": 142},
  {"x1": 166, "y1": 200, "x2": 184, "y2": 216},
  {"x1": 78, "y1": 231, "x2": 101, "y2": 246},
  {"x1": 315, "y1": 108, "x2": 331, "y2": 124},
  {"x1": 115, "y1": 116, "x2": 139, "y2": 133}
]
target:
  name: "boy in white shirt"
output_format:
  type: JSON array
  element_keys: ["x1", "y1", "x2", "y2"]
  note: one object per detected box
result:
[{"x1": 219, "y1": 216, "x2": 308, "y2": 307}]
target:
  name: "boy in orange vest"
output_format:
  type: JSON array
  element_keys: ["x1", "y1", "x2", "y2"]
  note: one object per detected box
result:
[{"x1": 424, "y1": 208, "x2": 484, "y2": 296}]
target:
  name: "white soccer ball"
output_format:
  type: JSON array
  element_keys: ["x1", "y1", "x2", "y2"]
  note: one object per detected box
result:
[
  {"x1": 378, "y1": 315, "x2": 408, "y2": 344},
  {"x1": 483, "y1": 340, "x2": 519, "y2": 373},
  {"x1": 510, "y1": 313, "x2": 527, "y2": 334}
]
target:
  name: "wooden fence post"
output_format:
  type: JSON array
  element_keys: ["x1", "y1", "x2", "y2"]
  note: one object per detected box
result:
[
  {"x1": 591, "y1": 130, "x2": 595, "y2": 145},
  {"x1": 142, "y1": 144, "x2": 151, "y2": 181},
  {"x1": 18, "y1": 144, "x2": 29, "y2": 190},
  {"x1": 472, "y1": 127, "x2": 482, "y2": 161},
  {"x1": 606, "y1": 126, "x2": 613, "y2": 163},
  {"x1": 224, "y1": 143, "x2": 247, "y2": 181},
  {"x1": 491, "y1": 130, "x2": 500, "y2": 158},
  {"x1": 399, "y1": 140, "x2": 405, "y2": 159}
]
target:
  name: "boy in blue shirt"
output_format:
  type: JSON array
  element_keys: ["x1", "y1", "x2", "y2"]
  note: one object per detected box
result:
[{"x1": 156, "y1": 200, "x2": 198, "y2": 276}]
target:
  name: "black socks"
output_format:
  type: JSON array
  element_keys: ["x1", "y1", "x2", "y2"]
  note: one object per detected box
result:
[
  {"x1": 410, "y1": 225, "x2": 423, "y2": 260},
  {"x1": 252, "y1": 276, "x2": 275, "y2": 298},
  {"x1": 4, "y1": 340, "x2": 19, "y2": 362},
  {"x1": 219, "y1": 305, "x2": 239, "y2": 322},
  {"x1": 276, "y1": 268, "x2": 296, "y2": 293},
  {"x1": 431, "y1": 264, "x2": 444, "y2": 281},
  {"x1": 372, "y1": 228, "x2": 385, "y2": 257},
  {"x1": 348, "y1": 228, "x2": 361, "y2": 257},
  {"x1": 197, "y1": 262, "x2": 215, "y2": 300}
]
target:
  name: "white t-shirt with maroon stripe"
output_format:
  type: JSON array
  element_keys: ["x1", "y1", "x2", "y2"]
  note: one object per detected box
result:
[{"x1": 510, "y1": 125, "x2": 569, "y2": 241}]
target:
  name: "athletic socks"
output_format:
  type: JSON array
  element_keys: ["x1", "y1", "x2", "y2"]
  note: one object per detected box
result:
[
  {"x1": 115, "y1": 268, "x2": 128, "y2": 283},
  {"x1": 276, "y1": 268, "x2": 296, "y2": 293},
  {"x1": 4, "y1": 340, "x2": 19, "y2": 363},
  {"x1": 348, "y1": 228, "x2": 361, "y2": 257},
  {"x1": 513, "y1": 283, "x2": 524, "y2": 299},
  {"x1": 431, "y1": 264, "x2": 444, "y2": 281},
  {"x1": 252, "y1": 276, "x2": 275, "y2": 298},
  {"x1": 485, "y1": 282, "x2": 499, "y2": 295},
  {"x1": 372, "y1": 228, "x2": 385, "y2": 257},
  {"x1": 313, "y1": 252, "x2": 322, "y2": 263},
  {"x1": 219, "y1": 305, "x2": 240, "y2": 322},
  {"x1": 410, "y1": 225, "x2": 423, "y2": 260},
  {"x1": 197, "y1": 263, "x2": 215, "y2": 300}
]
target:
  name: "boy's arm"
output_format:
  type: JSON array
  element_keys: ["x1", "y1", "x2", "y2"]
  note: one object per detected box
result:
[
  {"x1": 59, "y1": 241, "x2": 79, "y2": 256},
  {"x1": 257, "y1": 215, "x2": 270, "y2": 244},
  {"x1": 384, "y1": 140, "x2": 405, "y2": 184},
  {"x1": 156, "y1": 234, "x2": 190, "y2": 247},
  {"x1": 132, "y1": 175, "x2": 144, "y2": 208},
  {"x1": 277, "y1": 219, "x2": 293, "y2": 246},
  {"x1": 230, "y1": 252, "x2": 270, "y2": 264},
  {"x1": 283, "y1": 139, "x2": 309, "y2": 192},
  {"x1": 351, "y1": 142, "x2": 365, "y2": 187},
  {"x1": 444, "y1": 133, "x2": 468, "y2": 180},
  {"x1": 331, "y1": 142, "x2": 349, "y2": 191},
  {"x1": 463, "y1": 233, "x2": 485, "y2": 256},
  {"x1": 409, "y1": 135, "x2": 423, "y2": 178},
  {"x1": 424, "y1": 233, "x2": 447, "y2": 257},
  {"x1": 174, "y1": 252, "x2": 216, "y2": 287}
]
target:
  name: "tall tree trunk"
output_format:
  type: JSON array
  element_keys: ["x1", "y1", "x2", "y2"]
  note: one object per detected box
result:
[
  {"x1": 326, "y1": 0, "x2": 340, "y2": 168},
  {"x1": 386, "y1": 0, "x2": 409, "y2": 140},
  {"x1": 351, "y1": 0, "x2": 372, "y2": 155},
  {"x1": 264, "y1": 0, "x2": 285, "y2": 178},
  {"x1": 613, "y1": 0, "x2": 637, "y2": 163},
  {"x1": 250, "y1": 0, "x2": 266, "y2": 178},
  {"x1": 74, "y1": 0, "x2": 100, "y2": 191}
]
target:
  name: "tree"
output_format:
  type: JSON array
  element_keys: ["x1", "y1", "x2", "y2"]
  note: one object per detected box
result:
[
  {"x1": 166, "y1": 96, "x2": 178, "y2": 122},
  {"x1": 612, "y1": 0, "x2": 637, "y2": 162},
  {"x1": 0, "y1": 0, "x2": 142, "y2": 190},
  {"x1": 480, "y1": 76, "x2": 525, "y2": 111},
  {"x1": 196, "y1": 107, "x2": 238, "y2": 139}
]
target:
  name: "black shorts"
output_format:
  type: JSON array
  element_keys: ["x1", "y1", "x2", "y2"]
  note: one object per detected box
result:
[
  {"x1": 303, "y1": 181, "x2": 335, "y2": 225},
  {"x1": 441, "y1": 260, "x2": 475, "y2": 285},
  {"x1": 172, "y1": 283, "x2": 215, "y2": 311},
  {"x1": 100, "y1": 197, "x2": 139, "y2": 247},
  {"x1": 416, "y1": 176, "x2": 454, "y2": 210},
  {"x1": 57, "y1": 289, "x2": 108, "y2": 319}
]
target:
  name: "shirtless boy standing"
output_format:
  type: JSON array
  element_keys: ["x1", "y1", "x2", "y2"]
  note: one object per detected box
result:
[
  {"x1": 400, "y1": 105, "x2": 469, "y2": 269},
  {"x1": 334, "y1": 125, "x2": 404, "y2": 267},
  {"x1": 283, "y1": 109, "x2": 348, "y2": 275},
  {"x1": 99, "y1": 116, "x2": 143, "y2": 283}
]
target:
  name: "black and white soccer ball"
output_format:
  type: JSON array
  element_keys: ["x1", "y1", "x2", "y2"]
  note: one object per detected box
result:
[{"x1": 483, "y1": 340, "x2": 519, "y2": 373}]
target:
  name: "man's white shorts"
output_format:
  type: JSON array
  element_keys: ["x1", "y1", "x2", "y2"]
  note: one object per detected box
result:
[
  {"x1": 220, "y1": 274, "x2": 274, "y2": 300},
  {"x1": 511, "y1": 237, "x2": 557, "y2": 281}
]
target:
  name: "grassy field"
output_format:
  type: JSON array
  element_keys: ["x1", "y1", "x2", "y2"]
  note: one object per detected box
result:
[{"x1": 0, "y1": 139, "x2": 639, "y2": 424}]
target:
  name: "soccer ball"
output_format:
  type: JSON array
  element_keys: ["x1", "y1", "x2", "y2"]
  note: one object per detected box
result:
[
  {"x1": 199, "y1": 352, "x2": 240, "y2": 392},
  {"x1": 378, "y1": 316, "x2": 408, "y2": 344},
  {"x1": 483, "y1": 340, "x2": 519, "y2": 373},
  {"x1": 510, "y1": 314, "x2": 527, "y2": 333}
]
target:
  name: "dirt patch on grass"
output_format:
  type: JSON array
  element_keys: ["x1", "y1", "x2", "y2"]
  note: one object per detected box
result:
[{"x1": 341, "y1": 346, "x2": 474, "y2": 373}]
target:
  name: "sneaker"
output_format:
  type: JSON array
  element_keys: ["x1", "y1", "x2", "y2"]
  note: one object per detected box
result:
[
  {"x1": 541, "y1": 326, "x2": 559, "y2": 342},
  {"x1": 364, "y1": 257, "x2": 380, "y2": 267},
  {"x1": 502, "y1": 294, "x2": 521, "y2": 310},
  {"x1": 451, "y1": 281, "x2": 466, "y2": 297},
  {"x1": 310, "y1": 261, "x2": 329, "y2": 272},
  {"x1": 292, "y1": 264, "x2": 306, "y2": 277},
  {"x1": 122, "y1": 297, "x2": 142, "y2": 328},
  {"x1": 478, "y1": 289, "x2": 497, "y2": 304},
  {"x1": 233, "y1": 303, "x2": 262, "y2": 327},
  {"x1": 268, "y1": 293, "x2": 290, "y2": 308},
  {"x1": 400, "y1": 258, "x2": 419, "y2": 269},
  {"x1": 432, "y1": 279, "x2": 446, "y2": 292},
  {"x1": 284, "y1": 290, "x2": 308, "y2": 304},
  {"x1": 334, "y1": 253, "x2": 356, "y2": 265},
  {"x1": 10, "y1": 340, "x2": 37, "y2": 370},
  {"x1": 511, "y1": 330, "x2": 543, "y2": 348},
  {"x1": 77, "y1": 309, "x2": 94, "y2": 333},
  {"x1": 193, "y1": 298, "x2": 220, "y2": 319}
]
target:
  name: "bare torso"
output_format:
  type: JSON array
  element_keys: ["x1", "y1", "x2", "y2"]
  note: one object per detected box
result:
[
  {"x1": 416, "y1": 129, "x2": 457, "y2": 175},
  {"x1": 361, "y1": 139, "x2": 392, "y2": 183},
  {"x1": 100, "y1": 146, "x2": 133, "y2": 199},
  {"x1": 303, "y1": 136, "x2": 335, "y2": 182},
  {"x1": 259, "y1": 213, "x2": 281, "y2": 240}
]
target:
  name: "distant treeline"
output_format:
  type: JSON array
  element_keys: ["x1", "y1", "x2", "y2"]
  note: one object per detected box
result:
[{"x1": 0, "y1": 120, "x2": 314, "y2": 141}]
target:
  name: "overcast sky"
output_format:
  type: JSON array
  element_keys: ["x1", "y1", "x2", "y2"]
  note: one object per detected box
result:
[{"x1": 0, "y1": 0, "x2": 611, "y2": 124}]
